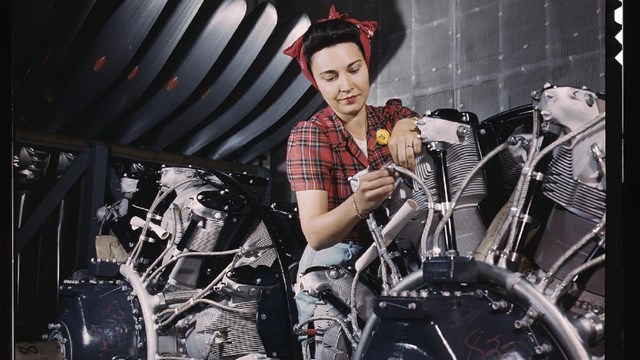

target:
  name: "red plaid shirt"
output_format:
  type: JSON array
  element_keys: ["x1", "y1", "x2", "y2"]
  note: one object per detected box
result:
[{"x1": 286, "y1": 99, "x2": 418, "y2": 244}]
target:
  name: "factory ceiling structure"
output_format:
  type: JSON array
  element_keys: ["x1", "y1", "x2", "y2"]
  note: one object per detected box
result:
[{"x1": 12, "y1": 0, "x2": 325, "y2": 165}]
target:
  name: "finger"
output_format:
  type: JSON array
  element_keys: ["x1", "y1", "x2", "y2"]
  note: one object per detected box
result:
[
  {"x1": 363, "y1": 168, "x2": 393, "y2": 181},
  {"x1": 364, "y1": 183, "x2": 395, "y2": 205},
  {"x1": 389, "y1": 142, "x2": 401, "y2": 167},
  {"x1": 361, "y1": 174, "x2": 395, "y2": 193},
  {"x1": 404, "y1": 139, "x2": 419, "y2": 171},
  {"x1": 412, "y1": 137, "x2": 423, "y2": 171},
  {"x1": 389, "y1": 138, "x2": 405, "y2": 167},
  {"x1": 412, "y1": 136, "x2": 422, "y2": 155},
  {"x1": 377, "y1": 167, "x2": 396, "y2": 179},
  {"x1": 394, "y1": 139, "x2": 408, "y2": 167}
]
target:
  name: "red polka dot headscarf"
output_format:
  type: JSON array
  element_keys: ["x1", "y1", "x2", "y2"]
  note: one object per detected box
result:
[{"x1": 283, "y1": 5, "x2": 378, "y2": 89}]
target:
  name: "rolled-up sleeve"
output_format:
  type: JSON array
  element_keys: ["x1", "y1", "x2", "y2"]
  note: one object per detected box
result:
[{"x1": 286, "y1": 121, "x2": 333, "y2": 192}]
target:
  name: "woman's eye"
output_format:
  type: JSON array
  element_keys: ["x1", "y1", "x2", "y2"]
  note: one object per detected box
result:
[
  {"x1": 322, "y1": 75, "x2": 337, "y2": 82},
  {"x1": 349, "y1": 67, "x2": 360, "y2": 74}
]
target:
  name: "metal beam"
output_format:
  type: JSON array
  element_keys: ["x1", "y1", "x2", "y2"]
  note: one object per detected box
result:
[
  {"x1": 75, "y1": 142, "x2": 109, "y2": 267},
  {"x1": 15, "y1": 151, "x2": 91, "y2": 254},
  {"x1": 14, "y1": 128, "x2": 266, "y2": 176}
]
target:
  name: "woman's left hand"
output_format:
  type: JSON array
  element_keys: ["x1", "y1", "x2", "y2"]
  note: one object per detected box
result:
[{"x1": 389, "y1": 117, "x2": 421, "y2": 171}]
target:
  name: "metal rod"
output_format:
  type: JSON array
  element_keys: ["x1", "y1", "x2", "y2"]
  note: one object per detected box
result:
[
  {"x1": 14, "y1": 128, "x2": 265, "y2": 176},
  {"x1": 428, "y1": 144, "x2": 457, "y2": 252}
]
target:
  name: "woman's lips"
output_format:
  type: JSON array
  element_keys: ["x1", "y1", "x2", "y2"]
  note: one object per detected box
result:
[{"x1": 341, "y1": 95, "x2": 358, "y2": 104}]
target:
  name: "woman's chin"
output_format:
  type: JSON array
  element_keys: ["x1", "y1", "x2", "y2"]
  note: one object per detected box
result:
[{"x1": 337, "y1": 102, "x2": 365, "y2": 115}]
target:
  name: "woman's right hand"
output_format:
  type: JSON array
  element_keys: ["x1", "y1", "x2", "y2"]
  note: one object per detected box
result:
[
  {"x1": 295, "y1": 168, "x2": 395, "y2": 250},
  {"x1": 353, "y1": 167, "x2": 396, "y2": 215}
]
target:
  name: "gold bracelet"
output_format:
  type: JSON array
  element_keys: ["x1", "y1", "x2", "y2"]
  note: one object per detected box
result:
[{"x1": 352, "y1": 195, "x2": 367, "y2": 220}]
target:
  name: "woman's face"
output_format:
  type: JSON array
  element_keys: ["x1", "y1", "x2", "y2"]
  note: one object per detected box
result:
[{"x1": 309, "y1": 42, "x2": 369, "y2": 120}]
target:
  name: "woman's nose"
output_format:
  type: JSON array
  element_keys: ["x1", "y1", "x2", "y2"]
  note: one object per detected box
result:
[{"x1": 339, "y1": 74, "x2": 353, "y2": 92}]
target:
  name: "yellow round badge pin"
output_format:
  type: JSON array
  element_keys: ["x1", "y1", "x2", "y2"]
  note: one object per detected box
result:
[{"x1": 375, "y1": 129, "x2": 390, "y2": 145}]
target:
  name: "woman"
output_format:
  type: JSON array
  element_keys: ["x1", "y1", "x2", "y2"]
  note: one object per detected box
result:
[{"x1": 283, "y1": 5, "x2": 422, "y2": 328}]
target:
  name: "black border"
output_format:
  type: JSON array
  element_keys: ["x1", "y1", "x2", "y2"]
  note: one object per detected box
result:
[
  {"x1": 2, "y1": 0, "x2": 14, "y2": 359},
  {"x1": 605, "y1": 0, "x2": 626, "y2": 357}
]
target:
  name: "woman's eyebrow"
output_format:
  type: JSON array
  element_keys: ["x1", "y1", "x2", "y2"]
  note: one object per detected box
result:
[
  {"x1": 318, "y1": 59, "x2": 363, "y2": 76},
  {"x1": 346, "y1": 59, "x2": 363, "y2": 68}
]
